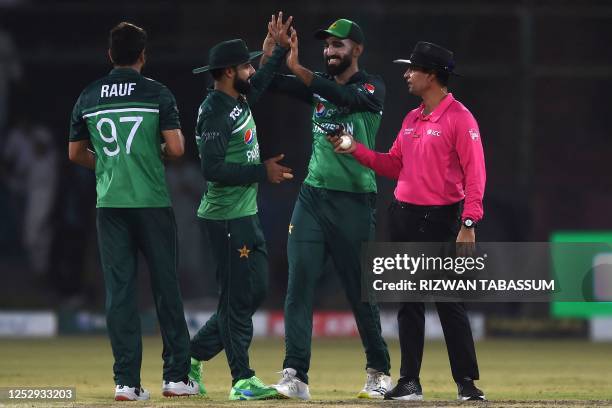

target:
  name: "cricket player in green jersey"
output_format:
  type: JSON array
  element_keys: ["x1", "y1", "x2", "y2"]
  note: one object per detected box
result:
[
  {"x1": 263, "y1": 19, "x2": 391, "y2": 399},
  {"x1": 68, "y1": 22, "x2": 197, "y2": 401},
  {"x1": 187, "y1": 13, "x2": 294, "y2": 401}
]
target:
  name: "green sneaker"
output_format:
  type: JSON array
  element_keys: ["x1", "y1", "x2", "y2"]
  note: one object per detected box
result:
[
  {"x1": 188, "y1": 358, "x2": 208, "y2": 397},
  {"x1": 229, "y1": 376, "x2": 282, "y2": 400}
]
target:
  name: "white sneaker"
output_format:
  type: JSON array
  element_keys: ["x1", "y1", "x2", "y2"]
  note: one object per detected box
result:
[
  {"x1": 162, "y1": 379, "x2": 199, "y2": 397},
  {"x1": 357, "y1": 367, "x2": 392, "y2": 399},
  {"x1": 114, "y1": 385, "x2": 150, "y2": 401},
  {"x1": 272, "y1": 368, "x2": 311, "y2": 400}
]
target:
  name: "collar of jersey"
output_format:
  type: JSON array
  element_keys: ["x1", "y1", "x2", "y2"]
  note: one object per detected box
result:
[
  {"x1": 417, "y1": 92, "x2": 455, "y2": 123},
  {"x1": 109, "y1": 67, "x2": 141, "y2": 77},
  {"x1": 207, "y1": 89, "x2": 246, "y2": 109},
  {"x1": 320, "y1": 69, "x2": 368, "y2": 85}
]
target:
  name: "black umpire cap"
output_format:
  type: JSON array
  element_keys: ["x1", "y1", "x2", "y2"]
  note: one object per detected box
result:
[{"x1": 394, "y1": 41, "x2": 459, "y2": 75}]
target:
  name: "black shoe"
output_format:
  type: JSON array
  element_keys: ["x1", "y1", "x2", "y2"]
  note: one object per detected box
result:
[
  {"x1": 457, "y1": 379, "x2": 486, "y2": 401},
  {"x1": 384, "y1": 377, "x2": 423, "y2": 401}
]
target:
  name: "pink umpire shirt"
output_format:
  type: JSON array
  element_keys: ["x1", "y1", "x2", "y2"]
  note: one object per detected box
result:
[{"x1": 352, "y1": 93, "x2": 486, "y2": 222}]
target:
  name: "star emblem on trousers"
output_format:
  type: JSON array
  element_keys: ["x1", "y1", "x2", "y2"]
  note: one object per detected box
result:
[{"x1": 237, "y1": 245, "x2": 250, "y2": 258}]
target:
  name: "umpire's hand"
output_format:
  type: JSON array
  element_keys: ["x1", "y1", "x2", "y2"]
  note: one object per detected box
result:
[
  {"x1": 456, "y1": 227, "x2": 476, "y2": 257},
  {"x1": 264, "y1": 154, "x2": 293, "y2": 183}
]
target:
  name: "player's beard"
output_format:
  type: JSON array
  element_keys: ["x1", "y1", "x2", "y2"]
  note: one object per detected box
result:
[
  {"x1": 234, "y1": 75, "x2": 251, "y2": 95},
  {"x1": 325, "y1": 54, "x2": 351, "y2": 76}
]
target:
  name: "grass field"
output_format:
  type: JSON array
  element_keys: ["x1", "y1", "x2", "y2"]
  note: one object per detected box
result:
[{"x1": 0, "y1": 336, "x2": 611, "y2": 407}]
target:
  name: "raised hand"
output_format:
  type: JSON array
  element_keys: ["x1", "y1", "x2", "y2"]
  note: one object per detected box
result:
[
  {"x1": 262, "y1": 21, "x2": 276, "y2": 57},
  {"x1": 286, "y1": 27, "x2": 299, "y2": 70},
  {"x1": 269, "y1": 11, "x2": 293, "y2": 49},
  {"x1": 264, "y1": 153, "x2": 294, "y2": 183}
]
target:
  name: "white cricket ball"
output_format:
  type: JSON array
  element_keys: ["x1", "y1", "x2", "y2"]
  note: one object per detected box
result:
[{"x1": 339, "y1": 135, "x2": 352, "y2": 150}]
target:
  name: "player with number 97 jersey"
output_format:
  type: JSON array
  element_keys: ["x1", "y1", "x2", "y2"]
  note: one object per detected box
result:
[
  {"x1": 69, "y1": 66, "x2": 179, "y2": 207},
  {"x1": 68, "y1": 22, "x2": 197, "y2": 401}
]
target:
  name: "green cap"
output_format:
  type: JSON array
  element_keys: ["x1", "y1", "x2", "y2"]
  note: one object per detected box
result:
[{"x1": 314, "y1": 19, "x2": 364, "y2": 44}]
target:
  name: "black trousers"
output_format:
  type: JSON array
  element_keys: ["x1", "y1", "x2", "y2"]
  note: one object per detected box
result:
[{"x1": 388, "y1": 200, "x2": 480, "y2": 382}]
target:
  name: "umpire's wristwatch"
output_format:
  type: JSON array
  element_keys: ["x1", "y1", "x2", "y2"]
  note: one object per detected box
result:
[{"x1": 463, "y1": 219, "x2": 476, "y2": 229}]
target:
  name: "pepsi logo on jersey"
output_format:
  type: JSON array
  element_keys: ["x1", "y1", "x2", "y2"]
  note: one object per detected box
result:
[
  {"x1": 244, "y1": 128, "x2": 256, "y2": 145},
  {"x1": 315, "y1": 103, "x2": 326, "y2": 118}
]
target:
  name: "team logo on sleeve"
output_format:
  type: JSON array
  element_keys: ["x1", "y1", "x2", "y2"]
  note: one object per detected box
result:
[
  {"x1": 363, "y1": 83, "x2": 376, "y2": 94},
  {"x1": 244, "y1": 128, "x2": 256, "y2": 145},
  {"x1": 468, "y1": 129, "x2": 480, "y2": 140},
  {"x1": 315, "y1": 102, "x2": 326, "y2": 118}
]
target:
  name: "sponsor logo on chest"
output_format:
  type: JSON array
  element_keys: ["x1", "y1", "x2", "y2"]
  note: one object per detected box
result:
[
  {"x1": 404, "y1": 127, "x2": 418, "y2": 138},
  {"x1": 246, "y1": 142, "x2": 260, "y2": 162},
  {"x1": 243, "y1": 126, "x2": 259, "y2": 162},
  {"x1": 244, "y1": 128, "x2": 256, "y2": 145},
  {"x1": 404, "y1": 125, "x2": 444, "y2": 139},
  {"x1": 315, "y1": 102, "x2": 326, "y2": 118},
  {"x1": 229, "y1": 105, "x2": 243, "y2": 120},
  {"x1": 313, "y1": 102, "x2": 339, "y2": 119},
  {"x1": 426, "y1": 128, "x2": 442, "y2": 137}
]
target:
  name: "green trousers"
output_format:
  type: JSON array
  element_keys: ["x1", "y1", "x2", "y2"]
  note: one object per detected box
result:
[
  {"x1": 96, "y1": 207, "x2": 190, "y2": 387},
  {"x1": 190, "y1": 215, "x2": 268, "y2": 383},
  {"x1": 283, "y1": 185, "x2": 390, "y2": 383}
]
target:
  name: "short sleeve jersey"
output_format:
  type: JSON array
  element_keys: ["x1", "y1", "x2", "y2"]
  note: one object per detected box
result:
[{"x1": 69, "y1": 67, "x2": 180, "y2": 208}]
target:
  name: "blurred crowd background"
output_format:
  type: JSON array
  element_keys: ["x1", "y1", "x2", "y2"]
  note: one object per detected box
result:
[{"x1": 0, "y1": 0, "x2": 610, "y2": 325}]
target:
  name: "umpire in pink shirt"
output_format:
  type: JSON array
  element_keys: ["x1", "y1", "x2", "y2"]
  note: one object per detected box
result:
[{"x1": 330, "y1": 42, "x2": 486, "y2": 401}]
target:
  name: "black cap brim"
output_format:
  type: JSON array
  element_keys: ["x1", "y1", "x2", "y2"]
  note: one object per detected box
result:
[
  {"x1": 193, "y1": 50, "x2": 264, "y2": 74},
  {"x1": 392, "y1": 58, "x2": 462, "y2": 76}
]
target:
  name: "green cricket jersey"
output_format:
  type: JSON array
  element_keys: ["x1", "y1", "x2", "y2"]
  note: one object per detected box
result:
[
  {"x1": 69, "y1": 67, "x2": 180, "y2": 208},
  {"x1": 195, "y1": 45, "x2": 287, "y2": 220},
  {"x1": 270, "y1": 70, "x2": 385, "y2": 193}
]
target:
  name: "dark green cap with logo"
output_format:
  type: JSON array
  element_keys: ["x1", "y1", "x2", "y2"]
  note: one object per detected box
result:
[
  {"x1": 193, "y1": 39, "x2": 263, "y2": 74},
  {"x1": 314, "y1": 18, "x2": 364, "y2": 44}
]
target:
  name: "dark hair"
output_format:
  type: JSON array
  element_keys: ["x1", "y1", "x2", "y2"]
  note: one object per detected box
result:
[
  {"x1": 109, "y1": 22, "x2": 147, "y2": 66},
  {"x1": 412, "y1": 65, "x2": 450, "y2": 87},
  {"x1": 433, "y1": 70, "x2": 450, "y2": 87},
  {"x1": 210, "y1": 66, "x2": 237, "y2": 81},
  {"x1": 210, "y1": 68, "x2": 225, "y2": 80}
]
